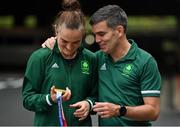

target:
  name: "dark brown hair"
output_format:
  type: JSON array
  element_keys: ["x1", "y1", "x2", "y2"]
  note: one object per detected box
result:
[{"x1": 54, "y1": 0, "x2": 85, "y2": 33}]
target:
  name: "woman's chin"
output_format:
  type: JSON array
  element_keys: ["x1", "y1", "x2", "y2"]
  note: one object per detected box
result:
[{"x1": 62, "y1": 52, "x2": 76, "y2": 59}]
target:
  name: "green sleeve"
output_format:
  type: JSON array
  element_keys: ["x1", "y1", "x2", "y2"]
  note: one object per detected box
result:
[
  {"x1": 22, "y1": 49, "x2": 52, "y2": 112},
  {"x1": 140, "y1": 57, "x2": 162, "y2": 97}
]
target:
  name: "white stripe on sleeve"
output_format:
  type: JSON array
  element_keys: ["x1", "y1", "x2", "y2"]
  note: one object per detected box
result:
[
  {"x1": 141, "y1": 90, "x2": 160, "y2": 94},
  {"x1": 46, "y1": 94, "x2": 52, "y2": 106}
]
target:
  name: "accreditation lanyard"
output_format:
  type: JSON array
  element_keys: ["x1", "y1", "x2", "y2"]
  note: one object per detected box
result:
[{"x1": 57, "y1": 92, "x2": 67, "y2": 127}]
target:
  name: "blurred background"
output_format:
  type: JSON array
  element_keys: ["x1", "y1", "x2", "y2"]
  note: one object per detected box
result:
[{"x1": 0, "y1": 0, "x2": 180, "y2": 125}]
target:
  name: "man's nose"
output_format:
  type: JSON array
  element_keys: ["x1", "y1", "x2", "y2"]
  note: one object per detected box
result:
[{"x1": 95, "y1": 35, "x2": 101, "y2": 43}]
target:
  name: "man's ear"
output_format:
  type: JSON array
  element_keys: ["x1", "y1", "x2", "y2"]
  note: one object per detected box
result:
[{"x1": 115, "y1": 25, "x2": 124, "y2": 37}]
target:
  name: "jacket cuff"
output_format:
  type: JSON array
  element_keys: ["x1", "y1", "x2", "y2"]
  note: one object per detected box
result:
[
  {"x1": 46, "y1": 94, "x2": 54, "y2": 106},
  {"x1": 86, "y1": 99, "x2": 93, "y2": 111}
]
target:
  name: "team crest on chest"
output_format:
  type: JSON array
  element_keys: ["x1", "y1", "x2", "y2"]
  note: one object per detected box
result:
[
  {"x1": 81, "y1": 60, "x2": 89, "y2": 74},
  {"x1": 122, "y1": 64, "x2": 133, "y2": 77}
]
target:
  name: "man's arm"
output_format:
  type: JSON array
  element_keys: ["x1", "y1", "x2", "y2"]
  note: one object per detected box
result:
[
  {"x1": 93, "y1": 96, "x2": 160, "y2": 121},
  {"x1": 125, "y1": 97, "x2": 160, "y2": 121},
  {"x1": 41, "y1": 37, "x2": 56, "y2": 49}
]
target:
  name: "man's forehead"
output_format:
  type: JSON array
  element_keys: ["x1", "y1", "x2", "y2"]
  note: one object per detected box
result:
[
  {"x1": 92, "y1": 21, "x2": 107, "y2": 28},
  {"x1": 92, "y1": 21, "x2": 109, "y2": 33}
]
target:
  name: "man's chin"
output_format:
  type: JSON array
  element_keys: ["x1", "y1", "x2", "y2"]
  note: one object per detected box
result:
[{"x1": 100, "y1": 48, "x2": 108, "y2": 53}]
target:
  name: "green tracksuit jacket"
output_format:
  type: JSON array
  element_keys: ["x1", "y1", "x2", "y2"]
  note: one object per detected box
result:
[{"x1": 22, "y1": 42, "x2": 98, "y2": 126}]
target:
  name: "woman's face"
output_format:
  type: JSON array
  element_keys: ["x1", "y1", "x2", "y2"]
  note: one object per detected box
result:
[{"x1": 56, "y1": 26, "x2": 83, "y2": 59}]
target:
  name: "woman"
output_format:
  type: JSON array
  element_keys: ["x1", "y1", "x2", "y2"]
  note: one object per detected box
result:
[{"x1": 22, "y1": 0, "x2": 98, "y2": 126}]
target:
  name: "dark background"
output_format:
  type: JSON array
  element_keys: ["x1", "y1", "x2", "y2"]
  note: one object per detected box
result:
[
  {"x1": 0, "y1": 0, "x2": 180, "y2": 74},
  {"x1": 1, "y1": 0, "x2": 180, "y2": 26},
  {"x1": 0, "y1": 0, "x2": 180, "y2": 125}
]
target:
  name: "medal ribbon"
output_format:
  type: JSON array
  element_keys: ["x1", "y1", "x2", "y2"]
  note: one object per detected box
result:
[{"x1": 57, "y1": 92, "x2": 67, "y2": 127}]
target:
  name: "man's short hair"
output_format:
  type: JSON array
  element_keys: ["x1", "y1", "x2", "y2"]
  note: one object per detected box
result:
[{"x1": 90, "y1": 5, "x2": 128, "y2": 32}]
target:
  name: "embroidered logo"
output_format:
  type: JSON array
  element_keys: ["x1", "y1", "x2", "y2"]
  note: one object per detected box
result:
[
  {"x1": 122, "y1": 64, "x2": 133, "y2": 76},
  {"x1": 100, "y1": 63, "x2": 106, "y2": 70},
  {"x1": 81, "y1": 60, "x2": 89, "y2": 74},
  {"x1": 51, "y1": 63, "x2": 59, "y2": 68}
]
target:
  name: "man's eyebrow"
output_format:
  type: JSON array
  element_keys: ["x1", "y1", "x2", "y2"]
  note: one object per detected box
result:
[{"x1": 95, "y1": 31, "x2": 106, "y2": 34}]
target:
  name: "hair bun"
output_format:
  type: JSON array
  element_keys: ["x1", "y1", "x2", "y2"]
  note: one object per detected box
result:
[{"x1": 62, "y1": 0, "x2": 81, "y2": 11}]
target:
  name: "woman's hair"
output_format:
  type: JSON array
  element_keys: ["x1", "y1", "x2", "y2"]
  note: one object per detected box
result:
[{"x1": 53, "y1": 0, "x2": 85, "y2": 33}]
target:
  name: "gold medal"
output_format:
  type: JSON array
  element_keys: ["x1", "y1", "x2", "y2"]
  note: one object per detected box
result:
[{"x1": 55, "y1": 88, "x2": 66, "y2": 94}]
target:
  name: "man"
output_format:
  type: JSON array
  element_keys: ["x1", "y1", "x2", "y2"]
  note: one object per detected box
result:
[
  {"x1": 90, "y1": 5, "x2": 161, "y2": 126},
  {"x1": 42, "y1": 5, "x2": 161, "y2": 126}
]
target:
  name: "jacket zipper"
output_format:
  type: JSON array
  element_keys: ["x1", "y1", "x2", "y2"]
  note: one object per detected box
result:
[{"x1": 66, "y1": 61, "x2": 72, "y2": 125}]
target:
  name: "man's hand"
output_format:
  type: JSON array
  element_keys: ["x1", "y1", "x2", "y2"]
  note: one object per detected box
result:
[
  {"x1": 50, "y1": 86, "x2": 71, "y2": 102},
  {"x1": 93, "y1": 102, "x2": 120, "y2": 118},
  {"x1": 42, "y1": 37, "x2": 56, "y2": 50},
  {"x1": 70, "y1": 100, "x2": 90, "y2": 121}
]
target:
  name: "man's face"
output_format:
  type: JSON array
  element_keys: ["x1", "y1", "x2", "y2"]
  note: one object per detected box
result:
[
  {"x1": 92, "y1": 21, "x2": 119, "y2": 54},
  {"x1": 57, "y1": 27, "x2": 82, "y2": 59}
]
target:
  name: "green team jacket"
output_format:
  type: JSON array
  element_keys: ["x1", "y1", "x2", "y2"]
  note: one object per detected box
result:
[{"x1": 22, "y1": 42, "x2": 98, "y2": 126}]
